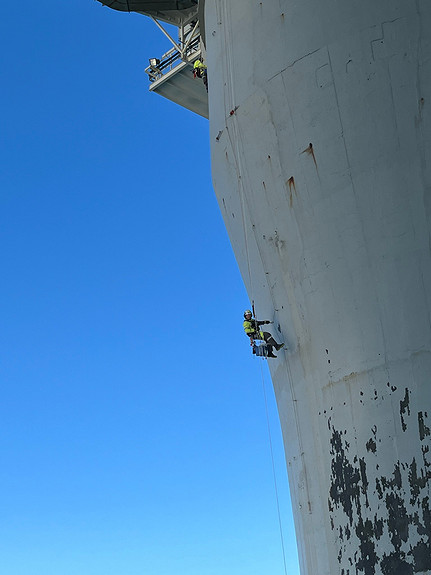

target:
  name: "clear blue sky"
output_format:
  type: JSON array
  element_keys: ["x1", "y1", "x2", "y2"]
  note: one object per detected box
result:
[{"x1": 0, "y1": 2, "x2": 300, "y2": 574}]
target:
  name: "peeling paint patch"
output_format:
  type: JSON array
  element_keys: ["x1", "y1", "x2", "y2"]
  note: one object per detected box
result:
[
  {"x1": 418, "y1": 412, "x2": 430, "y2": 441},
  {"x1": 380, "y1": 552, "x2": 413, "y2": 575},
  {"x1": 355, "y1": 517, "x2": 379, "y2": 575},
  {"x1": 366, "y1": 437, "x2": 377, "y2": 453},
  {"x1": 408, "y1": 458, "x2": 429, "y2": 505},
  {"x1": 327, "y1": 387, "x2": 430, "y2": 574},
  {"x1": 400, "y1": 388, "x2": 411, "y2": 432},
  {"x1": 329, "y1": 428, "x2": 362, "y2": 525},
  {"x1": 385, "y1": 492, "x2": 409, "y2": 549},
  {"x1": 386, "y1": 381, "x2": 397, "y2": 392}
]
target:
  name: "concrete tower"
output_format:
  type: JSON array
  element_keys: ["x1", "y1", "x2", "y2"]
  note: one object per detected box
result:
[{"x1": 95, "y1": 2, "x2": 431, "y2": 573}]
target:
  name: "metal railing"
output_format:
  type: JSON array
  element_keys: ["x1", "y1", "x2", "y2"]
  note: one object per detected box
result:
[{"x1": 145, "y1": 36, "x2": 201, "y2": 83}]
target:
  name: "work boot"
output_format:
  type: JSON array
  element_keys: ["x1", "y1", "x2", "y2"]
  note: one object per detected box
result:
[
  {"x1": 267, "y1": 352, "x2": 277, "y2": 358},
  {"x1": 275, "y1": 343, "x2": 285, "y2": 351}
]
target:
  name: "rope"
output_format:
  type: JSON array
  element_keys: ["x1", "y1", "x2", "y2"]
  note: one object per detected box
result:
[
  {"x1": 260, "y1": 361, "x2": 289, "y2": 575},
  {"x1": 219, "y1": 0, "x2": 254, "y2": 298},
  {"x1": 219, "y1": 3, "x2": 297, "y2": 569}
]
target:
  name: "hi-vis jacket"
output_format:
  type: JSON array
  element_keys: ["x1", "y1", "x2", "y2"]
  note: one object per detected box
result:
[
  {"x1": 243, "y1": 318, "x2": 265, "y2": 340},
  {"x1": 193, "y1": 59, "x2": 207, "y2": 79},
  {"x1": 193, "y1": 59, "x2": 207, "y2": 71}
]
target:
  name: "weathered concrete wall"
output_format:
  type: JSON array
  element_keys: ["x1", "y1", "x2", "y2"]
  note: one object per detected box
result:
[{"x1": 206, "y1": 1, "x2": 431, "y2": 573}]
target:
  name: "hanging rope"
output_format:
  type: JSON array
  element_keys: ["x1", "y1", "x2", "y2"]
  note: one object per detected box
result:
[
  {"x1": 260, "y1": 361, "x2": 289, "y2": 575},
  {"x1": 219, "y1": 0, "x2": 255, "y2": 299},
  {"x1": 218, "y1": 4, "x2": 306, "y2": 570}
]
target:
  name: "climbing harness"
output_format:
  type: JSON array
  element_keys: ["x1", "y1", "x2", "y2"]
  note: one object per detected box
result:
[
  {"x1": 252, "y1": 326, "x2": 274, "y2": 359},
  {"x1": 248, "y1": 315, "x2": 279, "y2": 360}
]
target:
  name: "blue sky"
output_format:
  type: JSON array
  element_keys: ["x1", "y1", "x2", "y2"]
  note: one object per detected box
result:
[{"x1": 0, "y1": 2, "x2": 300, "y2": 574}]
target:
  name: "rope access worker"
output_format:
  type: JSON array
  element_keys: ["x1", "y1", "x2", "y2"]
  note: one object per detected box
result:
[
  {"x1": 243, "y1": 310, "x2": 284, "y2": 358},
  {"x1": 193, "y1": 59, "x2": 208, "y2": 92}
]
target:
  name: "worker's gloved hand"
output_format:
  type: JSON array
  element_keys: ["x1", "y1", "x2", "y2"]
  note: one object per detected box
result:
[{"x1": 265, "y1": 320, "x2": 271, "y2": 324}]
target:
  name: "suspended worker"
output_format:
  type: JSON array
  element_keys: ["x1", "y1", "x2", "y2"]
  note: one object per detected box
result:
[
  {"x1": 243, "y1": 310, "x2": 284, "y2": 358},
  {"x1": 193, "y1": 58, "x2": 208, "y2": 92}
]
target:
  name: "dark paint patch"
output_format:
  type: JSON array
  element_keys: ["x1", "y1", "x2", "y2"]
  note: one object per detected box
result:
[
  {"x1": 355, "y1": 517, "x2": 379, "y2": 575},
  {"x1": 408, "y1": 458, "x2": 429, "y2": 506},
  {"x1": 409, "y1": 540, "x2": 431, "y2": 572},
  {"x1": 418, "y1": 411, "x2": 430, "y2": 441},
  {"x1": 376, "y1": 476, "x2": 384, "y2": 500},
  {"x1": 400, "y1": 388, "x2": 411, "y2": 432},
  {"x1": 328, "y1": 388, "x2": 431, "y2": 574},
  {"x1": 385, "y1": 492, "x2": 409, "y2": 548},
  {"x1": 374, "y1": 517, "x2": 384, "y2": 539},
  {"x1": 329, "y1": 429, "x2": 361, "y2": 525},
  {"x1": 422, "y1": 496, "x2": 431, "y2": 531},
  {"x1": 423, "y1": 444, "x2": 431, "y2": 470},
  {"x1": 380, "y1": 552, "x2": 413, "y2": 575},
  {"x1": 380, "y1": 463, "x2": 402, "y2": 491},
  {"x1": 359, "y1": 458, "x2": 370, "y2": 507}
]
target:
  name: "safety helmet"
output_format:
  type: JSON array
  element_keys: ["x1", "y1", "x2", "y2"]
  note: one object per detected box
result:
[{"x1": 244, "y1": 309, "x2": 252, "y2": 318}]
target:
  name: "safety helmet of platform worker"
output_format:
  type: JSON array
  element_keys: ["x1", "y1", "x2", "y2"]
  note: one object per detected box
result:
[{"x1": 244, "y1": 309, "x2": 253, "y2": 319}]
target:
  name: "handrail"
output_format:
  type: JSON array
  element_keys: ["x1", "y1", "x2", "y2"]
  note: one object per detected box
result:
[{"x1": 145, "y1": 36, "x2": 201, "y2": 82}]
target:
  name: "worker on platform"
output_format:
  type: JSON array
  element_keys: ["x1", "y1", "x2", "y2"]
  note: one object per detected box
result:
[
  {"x1": 193, "y1": 58, "x2": 208, "y2": 92},
  {"x1": 243, "y1": 310, "x2": 284, "y2": 358}
]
